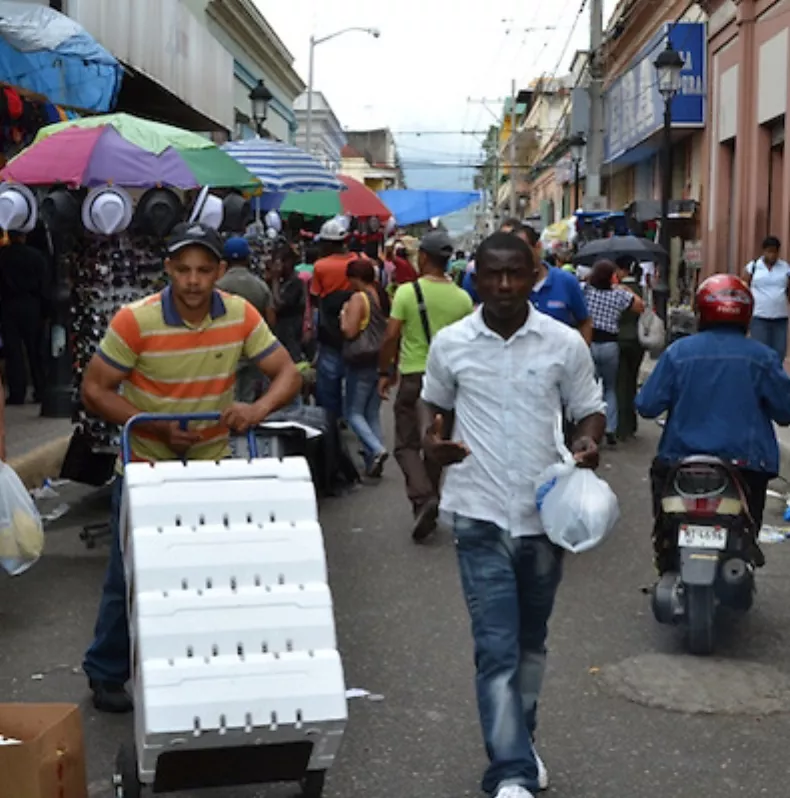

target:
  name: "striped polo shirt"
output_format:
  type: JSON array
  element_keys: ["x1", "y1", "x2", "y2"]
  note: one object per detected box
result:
[{"x1": 98, "y1": 286, "x2": 279, "y2": 465}]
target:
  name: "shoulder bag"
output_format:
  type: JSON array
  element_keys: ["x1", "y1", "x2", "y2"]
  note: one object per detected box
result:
[
  {"x1": 412, "y1": 280, "x2": 432, "y2": 343},
  {"x1": 343, "y1": 291, "x2": 387, "y2": 366}
]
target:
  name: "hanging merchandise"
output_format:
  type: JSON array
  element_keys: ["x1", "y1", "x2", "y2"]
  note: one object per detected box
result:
[
  {"x1": 264, "y1": 209, "x2": 282, "y2": 232},
  {"x1": 222, "y1": 192, "x2": 252, "y2": 233},
  {"x1": 0, "y1": 181, "x2": 36, "y2": 231},
  {"x1": 39, "y1": 185, "x2": 80, "y2": 233},
  {"x1": 134, "y1": 187, "x2": 184, "y2": 238},
  {"x1": 81, "y1": 185, "x2": 133, "y2": 236}
]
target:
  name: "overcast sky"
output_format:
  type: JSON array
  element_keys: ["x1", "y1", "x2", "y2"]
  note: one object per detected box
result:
[{"x1": 258, "y1": 1, "x2": 618, "y2": 189}]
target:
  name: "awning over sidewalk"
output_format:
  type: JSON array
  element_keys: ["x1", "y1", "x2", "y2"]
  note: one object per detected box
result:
[{"x1": 377, "y1": 189, "x2": 481, "y2": 226}]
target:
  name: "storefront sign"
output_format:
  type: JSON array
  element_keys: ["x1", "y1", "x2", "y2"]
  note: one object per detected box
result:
[
  {"x1": 604, "y1": 22, "x2": 706, "y2": 163},
  {"x1": 683, "y1": 239, "x2": 703, "y2": 270}
]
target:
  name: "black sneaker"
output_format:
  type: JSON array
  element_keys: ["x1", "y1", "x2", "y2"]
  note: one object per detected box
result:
[
  {"x1": 90, "y1": 680, "x2": 133, "y2": 714},
  {"x1": 606, "y1": 433, "x2": 617, "y2": 446},
  {"x1": 367, "y1": 451, "x2": 389, "y2": 479},
  {"x1": 412, "y1": 498, "x2": 439, "y2": 543}
]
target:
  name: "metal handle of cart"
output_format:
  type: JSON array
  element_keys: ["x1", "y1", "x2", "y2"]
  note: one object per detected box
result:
[{"x1": 121, "y1": 412, "x2": 259, "y2": 466}]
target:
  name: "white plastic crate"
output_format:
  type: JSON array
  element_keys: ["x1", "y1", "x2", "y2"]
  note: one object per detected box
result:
[
  {"x1": 122, "y1": 456, "x2": 346, "y2": 786},
  {"x1": 133, "y1": 583, "x2": 337, "y2": 660}
]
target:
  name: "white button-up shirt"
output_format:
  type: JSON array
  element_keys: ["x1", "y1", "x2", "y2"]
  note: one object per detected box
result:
[{"x1": 421, "y1": 305, "x2": 605, "y2": 537}]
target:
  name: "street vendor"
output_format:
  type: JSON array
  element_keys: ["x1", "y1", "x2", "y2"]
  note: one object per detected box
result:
[{"x1": 80, "y1": 221, "x2": 301, "y2": 713}]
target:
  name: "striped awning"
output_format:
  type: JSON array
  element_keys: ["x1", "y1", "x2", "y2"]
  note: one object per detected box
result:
[{"x1": 221, "y1": 138, "x2": 345, "y2": 193}]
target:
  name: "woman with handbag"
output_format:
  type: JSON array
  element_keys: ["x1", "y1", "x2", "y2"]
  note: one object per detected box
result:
[{"x1": 340, "y1": 259, "x2": 390, "y2": 478}]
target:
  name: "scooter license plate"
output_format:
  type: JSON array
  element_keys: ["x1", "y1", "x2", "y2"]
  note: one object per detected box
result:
[{"x1": 678, "y1": 524, "x2": 727, "y2": 550}]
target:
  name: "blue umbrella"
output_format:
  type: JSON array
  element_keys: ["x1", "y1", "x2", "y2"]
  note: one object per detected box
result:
[
  {"x1": 377, "y1": 189, "x2": 482, "y2": 226},
  {"x1": 222, "y1": 139, "x2": 346, "y2": 193}
]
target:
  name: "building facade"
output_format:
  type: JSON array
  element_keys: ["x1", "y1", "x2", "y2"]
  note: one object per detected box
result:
[
  {"x1": 293, "y1": 92, "x2": 346, "y2": 172},
  {"x1": 703, "y1": 0, "x2": 790, "y2": 276},
  {"x1": 341, "y1": 129, "x2": 405, "y2": 189},
  {"x1": 64, "y1": 0, "x2": 303, "y2": 140}
]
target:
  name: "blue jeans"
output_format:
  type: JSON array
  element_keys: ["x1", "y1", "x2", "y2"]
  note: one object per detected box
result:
[
  {"x1": 315, "y1": 345, "x2": 345, "y2": 419},
  {"x1": 345, "y1": 365, "x2": 386, "y2": 469},
  {"x1": 83, "y1": 477, "x2": 129, "y2": 684},
  {"x1": 751, "y1": 317, "x2": 788, "y2": 363},
  {"x1": 591, "y1": 340, "x2": 619, "y2": 434},
  {"x1": 453, "y1": 516, "x2": 564, "y2": 796}
]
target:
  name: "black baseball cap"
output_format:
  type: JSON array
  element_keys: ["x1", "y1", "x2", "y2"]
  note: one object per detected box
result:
[
  {"x1": 166, "y1": 222, "x2": 224, "y2": 260},
  {"x1": 419, "y1": 230, "x2": 454, "y2": 260}
]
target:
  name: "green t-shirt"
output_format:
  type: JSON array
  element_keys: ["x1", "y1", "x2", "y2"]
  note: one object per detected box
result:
[{"x1": 391, "y1": 278, "x2": 474, "y2": 374}]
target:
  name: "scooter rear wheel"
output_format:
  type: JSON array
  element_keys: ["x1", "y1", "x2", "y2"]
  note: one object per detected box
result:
[{"x1": 686, "y1": 584, "x2": 715, "y2": 656}]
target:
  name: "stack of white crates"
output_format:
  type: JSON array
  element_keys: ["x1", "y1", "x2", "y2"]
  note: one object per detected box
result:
[{"x1": 120, "y1": 456, "x2": 347, "y2": 786}]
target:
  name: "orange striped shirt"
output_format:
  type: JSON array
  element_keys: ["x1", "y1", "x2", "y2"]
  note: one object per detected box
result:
[{"x1": 99, "y1": 286, "x2": 279, "y2": 466}]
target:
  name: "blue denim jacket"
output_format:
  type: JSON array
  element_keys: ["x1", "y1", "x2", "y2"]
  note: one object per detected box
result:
[{"x1": 636, "y1": 327, "x2": 790, "y2": 475}]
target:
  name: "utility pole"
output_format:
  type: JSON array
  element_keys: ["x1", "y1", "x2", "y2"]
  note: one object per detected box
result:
[
  {"x1": 509, "y1": 78, "x2": 518, "y2": 218},
  {"x1": 585, "y1": 0, "x2": 604, "y2": 208}
]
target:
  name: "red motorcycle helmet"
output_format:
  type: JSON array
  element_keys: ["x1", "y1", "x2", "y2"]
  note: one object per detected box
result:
[{"x1": 696, "y1": 274, "x2": 754, "y2": 329}]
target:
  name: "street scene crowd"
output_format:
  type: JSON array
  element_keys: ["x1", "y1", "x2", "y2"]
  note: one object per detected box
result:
[{"x1": 4, "y1": 2, "x2": 790, "y2": 798}]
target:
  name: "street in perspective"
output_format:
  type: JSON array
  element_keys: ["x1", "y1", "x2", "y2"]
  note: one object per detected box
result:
[{"x1": 2, "y1": 1, "x2": 790, "y2": 798}]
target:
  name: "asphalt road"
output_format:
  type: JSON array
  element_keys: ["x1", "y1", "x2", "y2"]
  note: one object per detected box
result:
[{"x1": 3, "y1": 419, "x2": 790, "y2": 798}]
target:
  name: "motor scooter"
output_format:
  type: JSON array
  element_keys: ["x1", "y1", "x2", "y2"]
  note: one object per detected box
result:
[{"x1": 651, "y1": 456, "x2": 758, "y2": 655}]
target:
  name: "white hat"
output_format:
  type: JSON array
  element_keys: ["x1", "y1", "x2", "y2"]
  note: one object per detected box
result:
[
  {"x1": 318, "y1": 217, "x2": 348, "y2": 242},
  {"x1": 82, "y1": 185, "x2": 133, "y2": 236},
  {"x1": 189, "y1": 185, "x2": 224, "y2": 231},
  {"x1": 0, "y1": 182, "x2": 37, "y2": 233}
]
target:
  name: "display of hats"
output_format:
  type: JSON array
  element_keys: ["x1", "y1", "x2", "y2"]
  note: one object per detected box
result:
[
  {"x1": 40, "y1": 186, "x2": 81, "y2": 233},
  {"x1": 222, "y1": 192, "x2": 252, "y2": 233},
  {"x1": 82, "y1": 184, "x2": 133, "y2": 236},
  {"x1": 135, "y1": 187, "x2": 183, "y2": 238},
  {"x1": 0, "y1": 182, "x2": 37, "y2": 232},
  {"x1": 188, "y1": 185, "x2": 223, "y2": 230}
]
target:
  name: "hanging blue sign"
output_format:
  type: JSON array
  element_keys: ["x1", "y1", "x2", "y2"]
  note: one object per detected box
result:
[{"x1": 604, "y1": 22, "x2": 706, "y2": 163}]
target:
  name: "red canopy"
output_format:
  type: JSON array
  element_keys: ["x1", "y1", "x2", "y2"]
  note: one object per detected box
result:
[{"x1": 336, "y1": 175, "x2": 392, "y2": 221}]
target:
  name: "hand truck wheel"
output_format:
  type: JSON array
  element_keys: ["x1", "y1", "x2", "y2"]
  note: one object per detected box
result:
[
  {"x1": 112, "y1": 743, "x2": 142, "y2": 798},
  {"x1": 300, "y1": 769, "x2": 326, "y2": 798}
]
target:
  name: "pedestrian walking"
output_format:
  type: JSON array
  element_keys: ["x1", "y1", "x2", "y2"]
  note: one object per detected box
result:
[
  {"x1": 420, "y1": 231, "x2": 605, "y2": 798},
  {"x1": 0, "y1": 372, "x2": 5, "y2": 461},
  {"x1": 310, "y1": 218, "x2": 356, "y2": 419},
  {"x1": 378, "y1": 230, "x2": 473, "y2": 541},
  {"x1": 340, "y1": 259, "x2": 390, "y2": 478},
  {"x1": 216, "y1": 236, "x2": 276, "y2": 403},
  {"x1": 583, "y1": 260, "x2": 645, "y2": 445},
  {"x1": 0, "y1": 231, "x2": 50, "y2": 404},
  {"x1": 615, "y1": 258, "x2": 645, "y2": 441},
  {"x1": 79, "y1": 222, "x2": 301, "y2": 713},
  {"x1": 270, "y1": 243, "x2": 306, "y2": 364},
  {"x1": 743, "y1": 235, "x2": 790, "y2": 362}
]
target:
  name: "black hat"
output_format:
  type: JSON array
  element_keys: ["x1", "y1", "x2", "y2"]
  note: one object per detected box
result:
[
  {"x1": 135, "y1": 187, "x2": 184, "y2": 238},
  {"x1": 166, "y1": 222, "x2": 223, "y2": 260}
]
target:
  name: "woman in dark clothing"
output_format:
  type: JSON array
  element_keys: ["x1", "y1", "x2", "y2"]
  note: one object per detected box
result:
[
  {"x1": 614, "y1": 257, "x2": 645, "y2": 441},
  {"x1": 271, "y1": 244, "x2": 306, "y2": 363}
]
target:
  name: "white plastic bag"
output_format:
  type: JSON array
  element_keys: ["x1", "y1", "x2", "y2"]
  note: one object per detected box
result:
[
  {"x1": 638, "y1": 292, "x2": 666, "y2": 354},
  {"x1": 535, "y1": 416, "x2": 620, "y2": 554},
  {"x1": 0, "y1": 462, "x2": 44, "y2": 575}
]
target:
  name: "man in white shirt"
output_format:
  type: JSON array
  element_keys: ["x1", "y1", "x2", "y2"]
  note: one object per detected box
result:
[
  {"x1": 744, "y1": 235, "x2": 790, "y2": 363},
  {"x1": 420, "y1": 231, "x2": 605, "y2": 798}
]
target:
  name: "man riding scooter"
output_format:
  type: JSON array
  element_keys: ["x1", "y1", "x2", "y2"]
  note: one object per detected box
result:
[{"x1": 636, "y1": 274, "x2": 790, "y2": 575}]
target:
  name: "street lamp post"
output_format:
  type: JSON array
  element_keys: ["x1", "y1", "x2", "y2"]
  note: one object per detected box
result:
[
  {"x1": 306, "y1": 27, "x2": 380, "y2": 156},
  {"x1": 653, "y1": 41, "x2": 684, "y2": 322},
  {"x1": 569, "y1": 132, "x2": 586, "y2": 214},
  {"x1": 249, "y1": 79, "x2": 273, "y2": 138}
]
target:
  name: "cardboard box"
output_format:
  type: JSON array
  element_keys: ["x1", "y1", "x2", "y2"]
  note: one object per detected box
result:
[{"x1": 0, "y1": 704, "x2": 88, "y2": 798}]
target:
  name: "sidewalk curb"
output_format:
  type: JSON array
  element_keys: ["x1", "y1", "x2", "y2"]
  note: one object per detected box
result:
[{"x1": 8, "y1": 434, "x2": 71, "y2": 490}]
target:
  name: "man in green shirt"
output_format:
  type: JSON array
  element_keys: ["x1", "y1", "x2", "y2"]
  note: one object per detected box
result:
[{"x1": 378, "y1": 231, "x2": 474, "y2": 542}]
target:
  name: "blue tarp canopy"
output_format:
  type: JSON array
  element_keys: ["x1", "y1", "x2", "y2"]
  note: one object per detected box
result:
[
  {"x1": 0, "y1": 1, "x2": 122, "y2": 112},
  {"x1": 377, "y1": 189, "x2": 481, "y2": 226}
]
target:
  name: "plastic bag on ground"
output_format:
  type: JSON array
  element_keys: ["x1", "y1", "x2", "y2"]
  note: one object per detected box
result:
[
  {"x1": 0, "y1": 462, "x2": 45, "y2": 575},
  {"x1": 535, "y1": 415, "x2": 620, "y2": 554}
]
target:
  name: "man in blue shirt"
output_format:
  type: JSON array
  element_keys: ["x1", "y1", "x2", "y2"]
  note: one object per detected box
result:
[
  {"x1": 637, "y1": 274, "x2": 790, "y2": 573},
  {"x1": 465, "y1": 220, "x2": 591, "y2": 343}
]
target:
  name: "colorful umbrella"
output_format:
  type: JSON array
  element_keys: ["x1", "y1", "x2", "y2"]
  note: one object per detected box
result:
[
  {"x1": 222, "y1": 139, "x2": 345, "y2": 192},
  {"x1": 277, "y1": 175, "x2": 392, "y2": 220},
  {"x1": 2, "y1": 115, "x2": 259, "y2": 190}
]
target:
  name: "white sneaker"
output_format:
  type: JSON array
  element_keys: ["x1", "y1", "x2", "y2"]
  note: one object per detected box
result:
[
  {"x1": 494, "y1": 786, "x2": 535, "y2": 798},
  {"x1": 534, "y1": 748, "x2": 549, "y2": 791}
]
